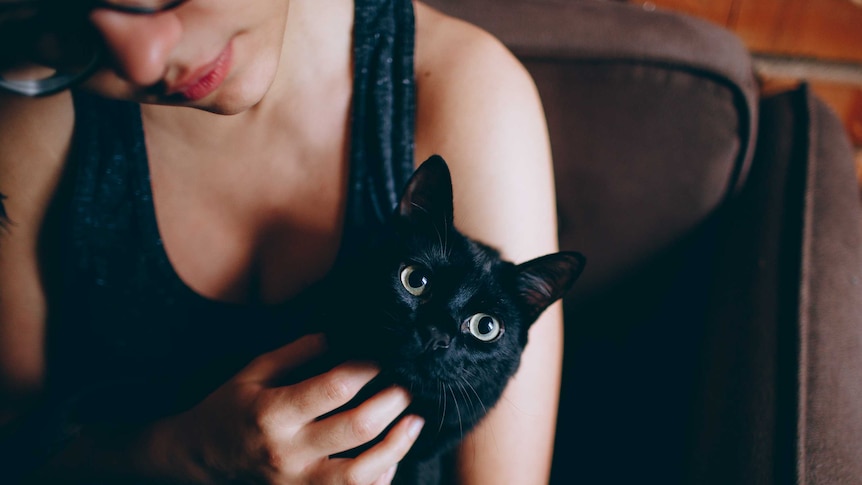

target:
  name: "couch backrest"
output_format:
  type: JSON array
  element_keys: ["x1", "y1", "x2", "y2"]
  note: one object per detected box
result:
[{"x1": 424, "y1": 0, "x2": 758, "y2": 297}]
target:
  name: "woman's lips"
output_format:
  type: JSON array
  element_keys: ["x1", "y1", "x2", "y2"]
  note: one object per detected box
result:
[{"x1": 169, "y1": 41, "x2": 233, "y2": 101}]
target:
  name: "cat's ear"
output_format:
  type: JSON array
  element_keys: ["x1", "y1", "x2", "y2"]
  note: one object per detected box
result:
[
  {"x1": 398, "y1": 155, "x2": 454, "y2": 226},
  {"x1": 515, "y1": 252, "x2": 586, "y2": 323}
]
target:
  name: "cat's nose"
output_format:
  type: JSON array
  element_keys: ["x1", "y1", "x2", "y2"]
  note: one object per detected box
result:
[
  {"x1": 430, "y1": 335, "x2": 450, "y2": 351},
  {"x1": 423, "y1": 326, "x2": 451, "y2": 352}
]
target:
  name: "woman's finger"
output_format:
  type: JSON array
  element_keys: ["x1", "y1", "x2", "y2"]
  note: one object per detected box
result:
[
  {"x1": 301, "y1": 386, "x2": 413, "y2": 457},
  {"x1": 338, "y1": 415, "x2": 424, "y2": 485},
  {"x1": 263, "y1": 361, "x2": 380, "y2": 423}
]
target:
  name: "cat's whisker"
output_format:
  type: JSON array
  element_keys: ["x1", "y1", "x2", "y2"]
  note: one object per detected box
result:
[
  {"x1": 407, "y1": 198, "x2": 448, "y2": 260},
  {"x1": 438, "y1": 379, "x2": 447, "y2": 434},
  {"x1": 381, "y1": 324, "x2": 406, "y2": 335},
  {"x1": 494, "y1": 347, "x2": 517, "y2": 359},
  {"x1": 443, "y1": 215, "x2": 453, "y2": 260},
  {"x1": 447, "y1": 383, "x2": 463, "y2": 440},
  {"x1": 456, "y1": 380, "x2": 475, "y2": 420},
  {"x1": 461, "y1": 376, "x2": 488, "y2": 416},
  {"x1": 409, "y1": 201, "x2": 429, "y2": 215},
  {"x1": 432, "y1": 222, "x2": 447, "y2": 262},
  {"x1": 463, "y1": 377, "x2": 502, "y2": 459},
  {"x1": 382, "y1": 309, "x2": 400, "y2": 323}
]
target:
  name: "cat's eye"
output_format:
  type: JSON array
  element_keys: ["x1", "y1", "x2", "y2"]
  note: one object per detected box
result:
[
  {"x1": 400, "y1": 265, "x2": 430, "y2": 296},
  {"x1": 463, "y1": 313, "x2": 504, "y2": 342}
]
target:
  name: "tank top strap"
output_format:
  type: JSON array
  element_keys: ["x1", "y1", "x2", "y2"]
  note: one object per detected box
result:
[
  {"x1": 63, "y1": 91, "x2": 190, "y2": 369},
  {"x1": 344, "y1": 0, "x2": 417, "y2": 256},
  {"x1": 67, "y1": 90, "x2": 153, "y2": 275}
]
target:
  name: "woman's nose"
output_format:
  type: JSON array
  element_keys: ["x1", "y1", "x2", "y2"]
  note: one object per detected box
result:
[{"x1": 88, "y1": 9, "x2": 182, "y2": 87}]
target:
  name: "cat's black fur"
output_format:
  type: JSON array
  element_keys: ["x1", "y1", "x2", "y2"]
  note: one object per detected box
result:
[{"x1": 314, "y1": 155, "x2": 585, "y2": 484}]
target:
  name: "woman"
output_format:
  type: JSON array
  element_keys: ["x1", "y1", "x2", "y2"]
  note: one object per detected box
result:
[{"x1": 0, "y1": 0, "x2": 562, "y2": 483}]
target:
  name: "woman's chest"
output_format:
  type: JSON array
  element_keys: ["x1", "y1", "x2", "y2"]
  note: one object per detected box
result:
[{"x1": 143, "y1": 124, "x2": 352, "y2": 306}]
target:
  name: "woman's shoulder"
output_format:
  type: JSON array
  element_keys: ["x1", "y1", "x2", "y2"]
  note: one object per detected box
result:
[
  {"x1": 413, "y1": 2, "x2": 548, "y2": 159},
  {"x1": 413, "y1": 2, "x2": 555, "y2": 259},
  {"x1": 414, "y1": 2, "x2": 535, "y2": 105}
]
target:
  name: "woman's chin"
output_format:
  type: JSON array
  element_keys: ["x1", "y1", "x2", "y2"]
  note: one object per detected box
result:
[{"x1": 169, "y1": 76, "x2": 271, "y2": 115}]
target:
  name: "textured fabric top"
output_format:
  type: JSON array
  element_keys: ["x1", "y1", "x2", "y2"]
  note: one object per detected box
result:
[{"x1": 48, "y1": 0, "x2": 417, "y2": 413}]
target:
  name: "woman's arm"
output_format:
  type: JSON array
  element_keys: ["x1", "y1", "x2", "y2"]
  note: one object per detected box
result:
[
  {"x1": 414, "y1": 4, "x2": 563, "y2": 483},
  {"x1": 0, "y1": 92, "x2": 74, "y2": 426}
]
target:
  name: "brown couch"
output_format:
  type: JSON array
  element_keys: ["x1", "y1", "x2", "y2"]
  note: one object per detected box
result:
[{"x1": 423, "y1": 1, "x2": 862, "y2": 484}]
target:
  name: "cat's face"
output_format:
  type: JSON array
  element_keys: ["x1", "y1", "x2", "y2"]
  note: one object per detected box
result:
[
  {"x1": 382, "y1": 224, "x2": 530, "y2": 410},
  {"x1": 334, "y1": 156, "x2": 584, "y2": 442}
]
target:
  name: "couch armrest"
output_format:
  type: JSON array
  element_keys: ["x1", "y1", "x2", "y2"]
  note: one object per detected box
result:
[
  {"x1": 692, "y1": 85, "x2": 862, "y2": 485},
  {"x1": 797, "y1": 90, "x2": 862, "y2": 485}
]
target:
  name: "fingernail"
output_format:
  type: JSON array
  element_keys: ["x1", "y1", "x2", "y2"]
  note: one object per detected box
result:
[{"x1": 408, "y1": 416, "x2": 425, "y2": 439}]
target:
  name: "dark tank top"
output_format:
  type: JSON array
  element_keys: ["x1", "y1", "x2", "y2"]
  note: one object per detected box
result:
[{"x1": 45, "y1": 0, "x2": 417, "y2": 419}]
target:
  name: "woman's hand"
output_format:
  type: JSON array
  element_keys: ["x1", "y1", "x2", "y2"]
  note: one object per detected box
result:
[{"x1": 157, "y1": 334, "x2": 424, "y2": 485}]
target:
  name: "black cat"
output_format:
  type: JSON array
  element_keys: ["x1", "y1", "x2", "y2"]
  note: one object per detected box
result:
[{"x1": 315, "y1": 155, "x2": 585, "y2": 484}]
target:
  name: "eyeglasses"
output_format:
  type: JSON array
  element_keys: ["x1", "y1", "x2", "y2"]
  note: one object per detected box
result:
[{"x1": 0, "y1": 0, "x2": 189, "y2": 96}]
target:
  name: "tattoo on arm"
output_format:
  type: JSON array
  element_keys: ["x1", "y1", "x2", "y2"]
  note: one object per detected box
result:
[{"x1": 0, "y1": 192, "x2": 8, "y2": 229}]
